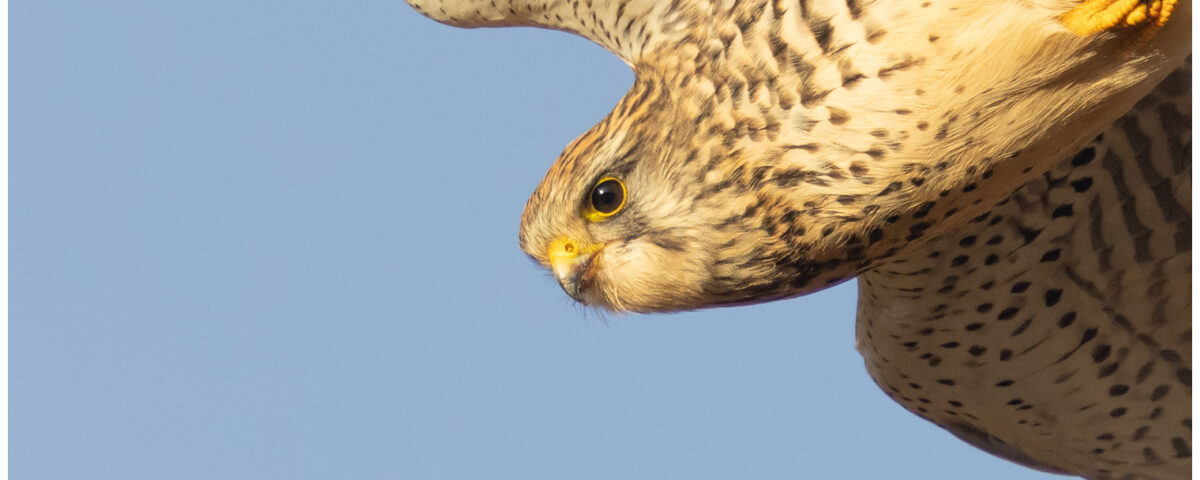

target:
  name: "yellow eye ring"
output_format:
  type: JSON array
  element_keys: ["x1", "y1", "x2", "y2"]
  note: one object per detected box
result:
[{"x1": 585, "y1": 177, "x2": 626, "y2": 221}]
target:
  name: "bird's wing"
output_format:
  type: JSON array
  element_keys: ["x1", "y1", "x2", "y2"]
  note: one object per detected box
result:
[
  {"x1": 404, "y1": 0, "x2": 694, "y2": 64},
  {"x1": 855, "y1": 62, "x2": 1191, "y2": 479},
  {"x1": 404, "y1": 0, "x2": 1188, "y2": 66}
]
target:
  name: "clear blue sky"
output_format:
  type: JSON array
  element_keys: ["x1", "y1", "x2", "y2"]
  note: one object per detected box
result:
[{"x1": 13, "y1": 1, "x2": 1064, "y2": 479}]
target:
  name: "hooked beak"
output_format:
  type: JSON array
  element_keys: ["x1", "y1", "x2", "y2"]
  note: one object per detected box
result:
[{"x1": 547, "y1": 237, "x2": 602, "y2": 301}]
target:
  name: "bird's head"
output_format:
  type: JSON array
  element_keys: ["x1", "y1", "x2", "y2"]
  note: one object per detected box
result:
[
  {"x1": 520, "y1": 77, "x2": 709, "y2": 312},
  {"x1": 519, "y1": 70, "x2": 865, "y2": 313}
]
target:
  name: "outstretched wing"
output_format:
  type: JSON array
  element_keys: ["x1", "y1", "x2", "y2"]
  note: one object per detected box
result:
[
  {"x1": 856, "y1": 63, "x2": 1191, "y2": 479},
  {"x1": 404, "y1": 0, "x2": 695, "y2": 64}
]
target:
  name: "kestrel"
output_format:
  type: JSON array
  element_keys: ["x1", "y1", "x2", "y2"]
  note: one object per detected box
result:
[{"x1": 404, "y1": 0, "x2": 1191, "y2": 478}]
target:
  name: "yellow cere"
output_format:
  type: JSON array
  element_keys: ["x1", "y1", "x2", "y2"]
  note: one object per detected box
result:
[{"x1": 547, "y1": 236, "x2": 604, "y2": 267}]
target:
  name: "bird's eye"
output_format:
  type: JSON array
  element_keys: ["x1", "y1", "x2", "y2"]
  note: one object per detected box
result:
[{"x1": 587, "y1": 177, "x2": 626, "y2": 219}]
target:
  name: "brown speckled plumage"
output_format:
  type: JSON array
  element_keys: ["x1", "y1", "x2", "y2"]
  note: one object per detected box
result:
[
  {"x1": 404, "y1": 0, "x2": 1191, "y2": 477},
  {"x1": 858, "y1": 64, "x2": 1190, "y2": 479}
]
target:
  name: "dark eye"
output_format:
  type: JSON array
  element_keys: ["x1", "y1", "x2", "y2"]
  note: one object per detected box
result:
[{"x1": 588, "y1": 177, "x2": 626, "y2": 218}]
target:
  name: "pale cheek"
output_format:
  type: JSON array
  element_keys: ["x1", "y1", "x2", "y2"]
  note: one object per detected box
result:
[{"x1": 592, "y1": 242, "x2": 712, "y2": 312}]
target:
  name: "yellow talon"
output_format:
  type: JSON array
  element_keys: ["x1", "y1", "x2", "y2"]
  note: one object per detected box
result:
[
  {"x1": 1060, "y1": 0, "x2": 1177, "y2": 41},
  {"x1": 1123, "y1": 3, "x2": 1148, "y2": 25}
]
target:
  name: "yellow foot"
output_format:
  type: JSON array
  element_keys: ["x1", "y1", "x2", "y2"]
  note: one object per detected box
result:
[{"x1": 1061, "y1": 0, "x2": 1176, "y2": 40}]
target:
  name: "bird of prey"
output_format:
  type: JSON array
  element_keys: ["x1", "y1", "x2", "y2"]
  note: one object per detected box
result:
[{"x1": 404, "y1": 0, "x2": 1191, "y2": 478}]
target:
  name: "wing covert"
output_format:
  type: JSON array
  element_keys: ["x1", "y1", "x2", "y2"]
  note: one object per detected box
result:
[
  {"x1": 855, "y1": 63, "x2": 1191, "y2": 479},
  {"x1": 404, "y1": 0, "x2": 695, "y2": 64}
]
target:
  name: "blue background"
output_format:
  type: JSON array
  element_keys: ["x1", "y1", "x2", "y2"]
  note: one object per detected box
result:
[{"x1": 13, "y1": 1, "x2": 1061, "y2": 478}]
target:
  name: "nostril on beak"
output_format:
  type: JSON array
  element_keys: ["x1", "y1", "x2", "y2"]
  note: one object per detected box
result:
[{"x1": 547, "y1": 237, "x2": 599, "y2": 302}]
